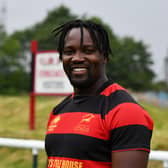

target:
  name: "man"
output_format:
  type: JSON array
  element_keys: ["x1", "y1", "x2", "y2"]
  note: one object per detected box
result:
[{"x1": 45, "y1": 19, "x2": 153, "y2": 168}]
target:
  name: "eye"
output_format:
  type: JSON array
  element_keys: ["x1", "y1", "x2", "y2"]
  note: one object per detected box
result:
[
  {"x1": 83, "y1": 48, "x2": 96, "y2": 54},
  {"x1": 63, "y1": 49, "x2": 74, "y2": 56}
]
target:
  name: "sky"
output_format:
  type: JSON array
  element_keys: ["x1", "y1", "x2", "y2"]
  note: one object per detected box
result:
[{"x1": 0, "y1": 0, "x2": 168, "y2": 80}]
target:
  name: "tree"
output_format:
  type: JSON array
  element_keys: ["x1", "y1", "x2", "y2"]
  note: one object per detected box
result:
[
  {"x1": 0, "y1": 5, "x2": 156, "y2": 93},
  {"x1": 88, "y1": 17, "x2": 155, "y2": 90},
  {"x1": 107, "y1": 37, "x2": 155, "y2": 90},
  {"x1": 12, "y1": 5, "x2": 77, "y2": 51},
  {"x1": 152, "y1": 80, "x2": 168, "y2": 92},
  {"x1": 0, "y1": 24, "x2": 30, "y2": 94},
  {"x1": 0, "y1": 6, "x2": 78, "y2": 94}
]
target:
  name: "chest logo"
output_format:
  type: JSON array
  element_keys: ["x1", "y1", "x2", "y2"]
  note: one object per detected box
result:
[
  {"x1": 74, "y1": 114, "x2": 95, "y2": 133},
  {"x1": 80, "y1": 114, "x2": 95, "y2": 123},
  {"x1": 48, "y1": 116, "x2": 61, "y2": 131}
]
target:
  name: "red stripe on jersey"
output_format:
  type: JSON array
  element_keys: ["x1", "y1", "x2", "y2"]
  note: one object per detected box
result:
[
  {"x1": 46, "y1": 112, "x2": 109, "y2": 140},
  {"x1": 100, "y1": 83, "x2": 127, "y2": 96},
  {"x1": 105, "y1": 103, "x2": 153, "y2": 131},
  {"x1": 112, "y1": 148, "x2": 150, "y2": 153},
  {"x1": 47, "y1": 156, "x2": 111, "y2": 168}
]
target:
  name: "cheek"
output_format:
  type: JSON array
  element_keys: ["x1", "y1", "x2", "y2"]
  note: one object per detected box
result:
[
  {"x1": 91, "y1": 57, "x2": 104, "y2": 68},
  {"x1": 89, "y1": 53, "x2": 105, "y2": 64},
  {"x1": 62, "y1": 57, "x2": 70, "y2": 67},
  {"x1": 90, "y1": 62, "x2": 103, "y2": 76},
  {"x1": 62, "y1": 61, "x2": 70, "y2": 75},
  {"x1": 90, "y1": 58, "x2": 106, "y2": 75}
]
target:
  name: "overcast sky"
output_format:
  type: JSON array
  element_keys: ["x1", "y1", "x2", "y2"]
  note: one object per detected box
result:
[{"x1": 0, "y1": 0, "x2": 168, "y2": 80}]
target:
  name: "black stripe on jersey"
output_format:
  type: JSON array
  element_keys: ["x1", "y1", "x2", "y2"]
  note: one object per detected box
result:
[
  {"x1": 53, "y1": 95, "x2": 72, "y2": 114},
  {"x1": 110, "y1": 125, "x2": 152, "y2": 151},
  {"x1": 53, "y1": 90, "x2": 137, "y2": 118},
  {"x1": 54, "y1": 95, "x2": 104, "y2": 115},
  {"x1": 107, "y1": 89, "x2": 137, "y2": 106},
  {"x1": 100, "y1": 90, "x2": 138, "y2": 119},
  {"x1": 96, "y1": 80, "x2": 114, "y2": 94},
  {"x1": 45, "y1": 133, "x2": 111, "y2": 162}
]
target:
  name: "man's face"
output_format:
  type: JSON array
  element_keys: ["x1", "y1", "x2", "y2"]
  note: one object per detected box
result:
[{"x1": 62, "y1": 28, "x2": 107, "y2": 88}]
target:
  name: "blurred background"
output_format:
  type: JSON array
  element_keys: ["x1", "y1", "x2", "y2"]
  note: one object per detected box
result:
[
  {"x1": 0, "y1": 0, "x2": 168, "y2": 168},
  {"x1": 0, "y1": 0, "x2": 168, "y2": 94}
]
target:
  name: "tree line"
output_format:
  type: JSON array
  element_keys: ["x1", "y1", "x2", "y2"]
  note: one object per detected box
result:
[{"x1": 0, "y1": 6, "x2": 167, "y2": 94}]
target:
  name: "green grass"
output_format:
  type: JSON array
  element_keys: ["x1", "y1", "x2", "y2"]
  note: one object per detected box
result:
[
  {"x1": 141, "y1": 102, "x2": 168, "y2": 168},
  {"x1": 0, "y1": 95, "x2": 167, "y2": 168},
  {"x1": 0, "y1": 95, "x2": 64, "y2": 168},
  {"x1": 141, "y1": 102, "x2": 168, "y2": 150}
]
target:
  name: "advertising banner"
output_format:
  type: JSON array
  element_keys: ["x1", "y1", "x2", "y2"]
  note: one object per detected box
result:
[{"x1": 34, "y1": 51, "x2": 73, "y2": 94}]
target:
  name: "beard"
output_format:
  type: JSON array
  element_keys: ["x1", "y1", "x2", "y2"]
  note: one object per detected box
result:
[{"x1": 66, "y1": 69, "x2": 97, "y2": 89}]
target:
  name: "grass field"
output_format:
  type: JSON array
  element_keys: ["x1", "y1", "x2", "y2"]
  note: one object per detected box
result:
[{"x1": 0, "y1": 95, "x2": 168, "y2": 168}]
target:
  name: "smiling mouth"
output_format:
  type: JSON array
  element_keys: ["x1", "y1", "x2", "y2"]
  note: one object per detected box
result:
[{"x1": 71, "y1": 68, "x2": 88, "y2": 74}]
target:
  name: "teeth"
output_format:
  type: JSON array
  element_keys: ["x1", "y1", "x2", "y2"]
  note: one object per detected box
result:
[{"x1": 73, "y1": 68, "x2": 86, "y2": 72}]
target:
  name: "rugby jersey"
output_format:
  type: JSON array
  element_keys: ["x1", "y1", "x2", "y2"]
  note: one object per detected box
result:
[{"x1": 45, "y1": 81, "x2": 153, "y2": 168}]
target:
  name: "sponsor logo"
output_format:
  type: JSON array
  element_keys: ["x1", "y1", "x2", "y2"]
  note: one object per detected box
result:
[
  {"x1": 48, "y1": 159, "x2": 83, "y2": 168},
  {"x1": 80, "y1": 114, "x2": 95, "y2": 123},
  {"x1": 74, "y1": 114, "x2": 95, "y2": 133},
  {"x1": 48, "y1": 116, "x2": 61, "y2": 131}
]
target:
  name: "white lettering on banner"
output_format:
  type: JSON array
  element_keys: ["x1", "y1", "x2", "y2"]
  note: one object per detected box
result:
[{"x1": 34, "y1": 52, "x2": 73, "y2": 94}]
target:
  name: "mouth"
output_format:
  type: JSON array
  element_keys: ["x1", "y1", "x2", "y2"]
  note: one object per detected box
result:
[{"x1": 72, "y1": 67, "x2": 87, "y2": 74}]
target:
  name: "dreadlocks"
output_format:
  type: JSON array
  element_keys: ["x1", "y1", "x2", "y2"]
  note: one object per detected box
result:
[{"x1": 53, "y1": 19, "x2": 112, "y2": 60}]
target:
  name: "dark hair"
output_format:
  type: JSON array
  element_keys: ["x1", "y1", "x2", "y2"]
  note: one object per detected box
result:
[{"x1": 53, "y1": 19, "x2": 112, "y2": 60}]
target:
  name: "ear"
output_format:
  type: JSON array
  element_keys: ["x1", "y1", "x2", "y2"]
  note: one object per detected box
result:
[{"x1": 103, "y1": 57, "x2": 108, "y2": 64}]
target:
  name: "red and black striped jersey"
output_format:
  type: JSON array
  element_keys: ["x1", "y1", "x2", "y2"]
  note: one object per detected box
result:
[{"x1": 45, "y1": 81, "x2": 153, "y2": 168}]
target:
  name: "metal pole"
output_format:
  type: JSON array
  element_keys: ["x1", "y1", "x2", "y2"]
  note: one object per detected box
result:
[
  {"x1": 163, "y1": 161, "x2": 168, "y2": 168},
  {"x1": 29, "y1": 93, "x2": 35, "y2": 130},
  {"x1": 29, "y1": 40, "x2": 38, "y2": 130},
  {"x1": 32, "y1": 148, "x2": 38, "y2": 168}
]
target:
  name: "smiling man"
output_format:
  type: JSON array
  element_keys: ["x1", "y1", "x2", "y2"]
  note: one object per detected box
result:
[
  {"x1": 62, "y1": 26, "x2": 108, "y2": 94},
  {"x1": 45, "y1": 20, "x2": 153, "y2": 168}
]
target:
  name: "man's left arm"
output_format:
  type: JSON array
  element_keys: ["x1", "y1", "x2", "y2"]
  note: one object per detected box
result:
[{"x1": 112, "y1": 150, "x2": 149, "y2": 168}]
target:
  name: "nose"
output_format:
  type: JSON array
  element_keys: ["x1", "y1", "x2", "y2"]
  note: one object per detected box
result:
[{"x1": 71, "y1": 51, "x2": 85, "y2": 62}]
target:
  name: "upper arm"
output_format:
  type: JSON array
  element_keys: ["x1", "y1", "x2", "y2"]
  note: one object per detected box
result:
[
  {"x1": 112, "y1": 150, "x2": 149, "y2": 168},
  {"x1": 106, "y1": 103, "x2": 153, "y2": 151},
  {"x1": 105, "y1": 102, "x2": 153, "y2": 168}
]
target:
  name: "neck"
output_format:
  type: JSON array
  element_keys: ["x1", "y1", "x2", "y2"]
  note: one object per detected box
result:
[{"x1": 74, "y1": 76, "x2": 108, "y2": 96}]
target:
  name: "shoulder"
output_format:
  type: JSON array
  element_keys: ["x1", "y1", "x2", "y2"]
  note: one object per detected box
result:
[
  {"x1": 52, "y1": 94, "x2": 72, "y2": 115},
  {"x1": 99, "y1": 82, "x2": 153, "y2": 130},
  {"x1": 100, "y1": 82, "x2": 135, "y2": 103},
  {"x1": 100, "y1": 82, "x2": 127, "y2": 96},
  {"x1": 99, "y1": 82, "x2": 138, "y2": 117}
]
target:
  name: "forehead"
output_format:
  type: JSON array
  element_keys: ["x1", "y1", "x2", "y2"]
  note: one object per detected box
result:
[{"x1": 64, "y1": 27, "x2": 94, "y2": 46}]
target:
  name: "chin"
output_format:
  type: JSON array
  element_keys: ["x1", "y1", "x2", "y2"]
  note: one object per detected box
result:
[{"x1": 70, "y1": 78, "x2": 94, "y2": 89}]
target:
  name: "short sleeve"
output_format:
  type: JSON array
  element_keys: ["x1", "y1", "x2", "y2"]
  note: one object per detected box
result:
[{"x1": 105, "y1": 102, "x2": 153, "y2": 152}]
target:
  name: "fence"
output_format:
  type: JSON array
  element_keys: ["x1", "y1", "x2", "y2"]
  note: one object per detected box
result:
[
  {"x1": 0, "y1": 137, "x2": 168, "y2": 168},
  {"x1": 0, "y1": 137, "x2": 44, "y2": 168}
]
